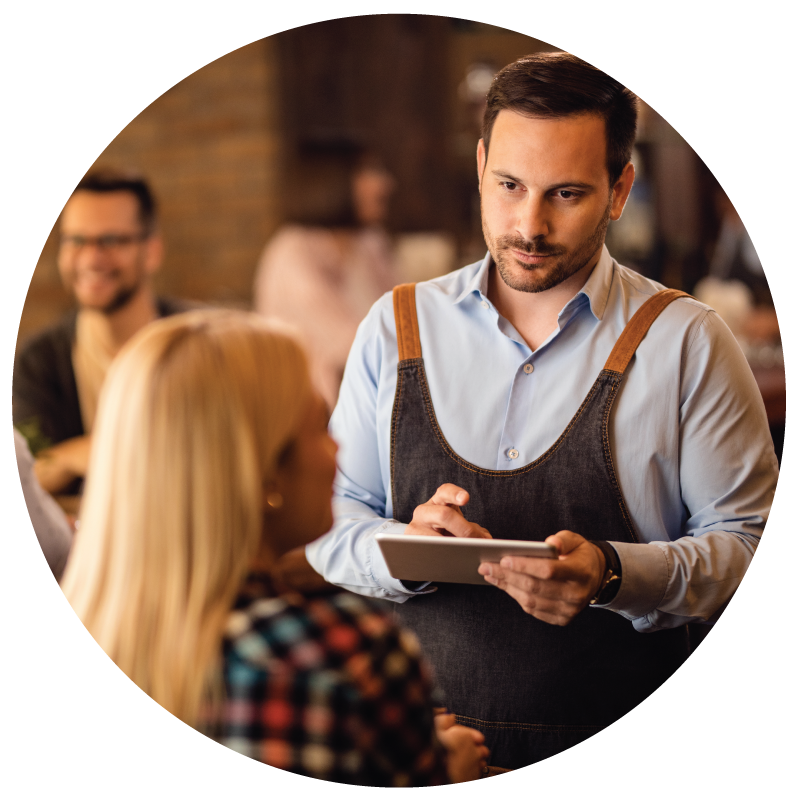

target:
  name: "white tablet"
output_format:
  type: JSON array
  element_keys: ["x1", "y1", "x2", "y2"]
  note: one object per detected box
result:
[{"x1": 375, "y1": 533, "x2": 558, "y2": 586}]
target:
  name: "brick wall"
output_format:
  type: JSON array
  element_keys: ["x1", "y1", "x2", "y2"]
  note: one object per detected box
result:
[{"x1": 19, "y1": 37, "x2": 282, "y2": 343}]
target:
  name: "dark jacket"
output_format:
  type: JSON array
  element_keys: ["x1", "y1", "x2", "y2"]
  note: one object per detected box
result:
[{"x1": 13, "y1": 297, "x2": 192, "y2": 452}]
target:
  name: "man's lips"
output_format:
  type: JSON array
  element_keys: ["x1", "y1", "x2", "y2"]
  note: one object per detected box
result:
[
  {"x1": 75, "y1": 270, "x2": 119, "y2": 284},
  {"x1": 510, "y1": 248, "x2": 557, "y2": 265},
  {"x1": 72, "y1": 272, "x2": 122, "y2": 297}
]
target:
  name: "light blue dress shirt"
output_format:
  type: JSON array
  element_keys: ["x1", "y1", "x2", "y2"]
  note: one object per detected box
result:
[{"x1": 306, "y1": 247, "x2": 778, "y2": 633}]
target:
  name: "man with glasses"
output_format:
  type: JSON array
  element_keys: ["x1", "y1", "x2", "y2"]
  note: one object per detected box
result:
[{"x1": 14, "y1": 169, "x2": 189, "y2": 495}]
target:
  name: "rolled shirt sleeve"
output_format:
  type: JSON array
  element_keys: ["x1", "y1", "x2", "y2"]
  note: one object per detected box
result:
[{"x1": 306, "y1": 299, "x2": 435, "y2": 601}]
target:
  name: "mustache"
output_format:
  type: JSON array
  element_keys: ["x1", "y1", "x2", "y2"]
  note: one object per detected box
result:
[{"x1": 495, "y1": 235, "x2": 565, "y2": 257}]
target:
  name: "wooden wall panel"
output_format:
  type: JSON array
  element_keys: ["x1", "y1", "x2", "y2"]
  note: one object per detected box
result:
[{"x1": 276, "y1": 15, "x2": 454, "y2": 233}]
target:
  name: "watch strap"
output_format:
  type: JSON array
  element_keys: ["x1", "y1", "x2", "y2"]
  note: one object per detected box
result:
[{"x1": 589, "y1": 541, "x2": 622, "y2": 605}]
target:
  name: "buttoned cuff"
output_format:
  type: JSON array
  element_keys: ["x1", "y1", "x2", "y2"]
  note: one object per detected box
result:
[
  {"x1": 594, "y1": 541, "x2": 670, "y2": 620},
  {"x1": 368, "y1": 521, "x2": 437, "y2": 599}
]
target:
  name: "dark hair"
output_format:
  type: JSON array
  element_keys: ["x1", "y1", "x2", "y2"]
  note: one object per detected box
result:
[
  {"x1": 482, "y1": 52, "x2": 638, "y2": 185},
  {"x1": 284, "y1": 141, "x2": 389, "y2": 229},
  {"x1": 285, "y1": 152, "x2": 360, "y2": 228},
  {"x1": 72, "y1": 168, "x2": 158, "y2": 233}
]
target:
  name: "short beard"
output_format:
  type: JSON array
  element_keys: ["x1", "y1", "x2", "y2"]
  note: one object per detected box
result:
[
  {"x1": 485, "y1": 201, "x2": 612, "y2": 294},
  {"x1": 101, "y1": 283, "x2": 141, "y2": 314}
]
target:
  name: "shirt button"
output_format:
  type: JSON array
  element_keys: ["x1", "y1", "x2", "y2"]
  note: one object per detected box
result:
[
  {"x1": 508, "y1": 448, "x2": 519, "y2": 459},
  {"x1": 523, "y1": 363, "x2": 533, "y2": 374},
  {"x1": 481, "y1": 300, "x2": 489, "y2": 309}
]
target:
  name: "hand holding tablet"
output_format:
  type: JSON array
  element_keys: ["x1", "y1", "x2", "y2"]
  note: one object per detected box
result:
[
  {"x1": 381, "y1": 483, "x2": 557, "y2": 585},
  {"x1": 376, "y1": 533, "x2": 558, "y2": 586}
]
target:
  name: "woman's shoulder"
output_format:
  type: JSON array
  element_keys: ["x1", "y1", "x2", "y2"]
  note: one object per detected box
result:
[
  {"x1": 259, "y1": 225, "x2": 338, "y2": 262},
  {"x1": 223, "y1": 585, "x2": 418, "y2": 674},
  {"x1": 254, "y1": 226, "x2": 345, "y2": 297},
  {"x1": 219, "y1": 586, "x2": 444, "y2": 786}
]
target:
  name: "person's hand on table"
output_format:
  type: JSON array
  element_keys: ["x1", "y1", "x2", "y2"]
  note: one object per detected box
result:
[
  {"x1": 434, "y1": 712, "x2": 490, "y2": 782},
  {"x1": 34, "y1": 435, "x2": 92, "y2": 495},
  {"x1": 478, "y1": 530, "x2": 606, "y2": 626},
  {"x1": 406, "y1": 484, "x2": 492, "y2": 539}
]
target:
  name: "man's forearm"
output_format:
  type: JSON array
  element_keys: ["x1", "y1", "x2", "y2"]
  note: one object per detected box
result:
[{"x1": 33, "y1": 435, "x2": 91, "y2": 494}]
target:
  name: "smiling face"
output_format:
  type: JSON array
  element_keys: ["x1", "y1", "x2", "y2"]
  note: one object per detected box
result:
[
  {"x1": 58, "y1": 190, "x2": 162, "y2": 313},
  {"x1": 478, "y1": 110, "x2": 634, "y2": 294}
]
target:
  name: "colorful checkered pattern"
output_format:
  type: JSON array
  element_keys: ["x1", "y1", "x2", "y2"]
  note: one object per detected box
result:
[{"x1": 215, "y1": 575, "x2": 448, "y2": 786}]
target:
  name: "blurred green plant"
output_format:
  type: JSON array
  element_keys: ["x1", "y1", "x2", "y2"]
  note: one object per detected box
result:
[{"x1": 14, "y1": 420, "x2": 52, "y2": 456}]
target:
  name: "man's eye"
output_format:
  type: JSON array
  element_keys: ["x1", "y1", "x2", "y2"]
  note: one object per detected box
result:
[
  {"x1": 557, "y1": 190, "x2": 579, "y2": 199},
  {"x1": 501, "y1": 181, "x2": 518, "y2": 191}
]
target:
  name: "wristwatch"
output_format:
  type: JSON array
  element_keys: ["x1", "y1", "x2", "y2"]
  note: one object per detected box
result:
[{"x1": 589, "y1": 540, "x2": 622, "y2": 606}]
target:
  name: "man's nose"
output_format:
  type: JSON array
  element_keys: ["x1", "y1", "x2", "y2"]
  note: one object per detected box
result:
[
  {"x1": 516, "y1": 196, "x2": 550, "y2": 241},
  {"x1": 75, "y1": 241, "x2": 112, "y2": 267}
]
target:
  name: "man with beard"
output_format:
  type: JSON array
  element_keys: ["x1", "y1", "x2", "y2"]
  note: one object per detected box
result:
[
  {"x1": 305, "y1": 52, "x2": 778, "y2": 772},
  {"x1": 14, "y1": 169, "x2": 189, "y2": 494}
]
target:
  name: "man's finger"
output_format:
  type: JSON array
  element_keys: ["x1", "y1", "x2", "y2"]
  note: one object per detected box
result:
[
  {"x1": 482, "y1": 571, "x2": 576, "y2": 625},
  {"x1": 429, "y1": 483, "x2": 470, "y2": 507},
  {"x1": 493, "y1": 554, "x2": 562, "y2": 580},
  {"x1": 545, "y1": 529, "x2": 585, "y2": 556},
  {"x1": 482, "y1": 563, "x2": 537, "y2": 593},
  {"x1": 434, "y1": 713, "x2": 456, "y2": 732},
  {"x1": 415, "y1": 504, "x2": 491, "y2": 538},
  {"x1": 484, "y1": 571, "x2": 536, "y2": 611},
  {"x1": 414, "y1": 504, "x2": 465, "y2": 531}
]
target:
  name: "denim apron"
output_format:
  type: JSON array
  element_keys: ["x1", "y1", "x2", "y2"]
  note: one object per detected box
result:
[{"x1": 390, "y1": 283, "x2": 691, "y2": 770}]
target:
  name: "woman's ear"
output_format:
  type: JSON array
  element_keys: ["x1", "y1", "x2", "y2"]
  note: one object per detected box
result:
[{"x1": 263, "y1": 440, "x2": 295, "y2": 513}]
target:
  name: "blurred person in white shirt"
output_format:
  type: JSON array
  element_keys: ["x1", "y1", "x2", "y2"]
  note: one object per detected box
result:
[{"x1": 254, "y1": 147, "x2": 397, "y2": 410}]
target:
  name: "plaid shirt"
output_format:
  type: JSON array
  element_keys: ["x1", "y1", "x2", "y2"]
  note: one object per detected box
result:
[{"x1": 214, "y1": 575, "x2": 448, "y2": 786}]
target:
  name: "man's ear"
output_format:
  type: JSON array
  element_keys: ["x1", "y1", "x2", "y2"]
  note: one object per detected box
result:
[
  {"x1": 610, "y1": 162, "x2": 635, "y2": 221},
  {"x1": 476, "y1": 138, "x2": 487, "y2": 191},
  {"x1": 143, "y1": 232, "x2": 164, "y2": 275}
]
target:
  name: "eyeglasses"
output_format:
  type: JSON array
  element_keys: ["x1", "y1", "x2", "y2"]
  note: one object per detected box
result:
[{"x1": 60, "y1": 232, "x2": 149, "y2": 252}]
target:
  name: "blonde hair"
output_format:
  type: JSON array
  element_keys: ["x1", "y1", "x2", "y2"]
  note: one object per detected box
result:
[{"x1": 62, "y1": 309, "x2": 313, "y2": 725}]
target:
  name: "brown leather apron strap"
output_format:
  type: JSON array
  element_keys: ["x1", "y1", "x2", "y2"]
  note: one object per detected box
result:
[
  {"x1": 393, "y1": 283, "x2": 421, "y2": 361},
  {"x1": 604, "y1": 288, "x2": 691, "y2": 374}
]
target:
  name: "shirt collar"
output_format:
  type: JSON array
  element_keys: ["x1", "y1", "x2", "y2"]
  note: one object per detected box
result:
[
  {"x1": 453, "y1": 251, "x2": 493, "y2": 305},
  {"x1": 454, "y1": 246, "x2": 615, "y2": 322},
  {"x1": 565, "y1": 244, "x2": 614, "y2": 322}
]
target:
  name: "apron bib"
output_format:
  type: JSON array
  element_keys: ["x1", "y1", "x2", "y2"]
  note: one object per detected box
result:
[{"x1": 390, "y1": 283, "x2": 691, "y2": 769}]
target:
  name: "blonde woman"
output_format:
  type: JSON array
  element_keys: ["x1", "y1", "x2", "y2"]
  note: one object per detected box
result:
[{"x1": 61, "y1": 309, "x2": 487, "y2": 786}]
